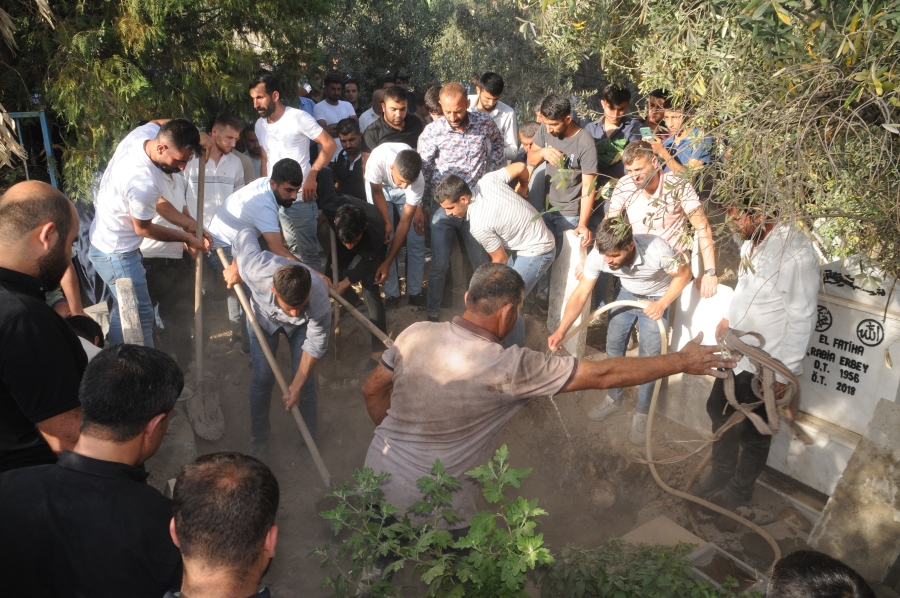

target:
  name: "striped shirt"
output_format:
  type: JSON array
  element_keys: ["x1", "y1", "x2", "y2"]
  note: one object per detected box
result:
[
  {"x1": 183, "y1": 153, "x2": 245, "y2": 229},
  {"x1": 467, "y1": 170, "x2": 555, "y2": 257}
]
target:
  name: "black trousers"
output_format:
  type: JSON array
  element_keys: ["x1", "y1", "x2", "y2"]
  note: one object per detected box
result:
[
  {"x1": 327, "y1": 255, "x2": 387, "y2": 353},
  {"x1": 706, "y1": 371, "x2": 772, "y2": 502},
  {"x1": 143, "y1": 255, "x2": 194, "y2": 369}
]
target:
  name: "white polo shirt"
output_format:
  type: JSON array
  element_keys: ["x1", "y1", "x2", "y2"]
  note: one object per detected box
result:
[
  {"x1": 90, "y1": 123, "x2": 170, "y2": 253},
  {"x1": 468, "y1": 95, "x2": 519, "y2": 163},
  {"x1": 359, "y1": 107, "x2": 380, "y2": 132},
  {"x1": 313, "y1": 100, "x2": 356, "y2": 162},
  {"x1": 207, "y1": 177, "x2": 283, "y2": 247},
  {"x1": 254, "y1": 106, "x2": 324, "y2": 177},
  {"x1": 364, "y1": 143, "x2": 424, "y2": 207},
  {"x1": 140, "y1": 174, "x2": 189, "y2": 260},
  {"x1": 467, "y1": 169, "x2": 555, "y2": 257},
  {"x1": 183, "y1": 152, "x2": 245, "y2": 229}
]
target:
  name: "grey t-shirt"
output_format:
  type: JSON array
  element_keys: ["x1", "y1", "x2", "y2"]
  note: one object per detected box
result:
[
  {"x1": 532, "y1": 125, "x2": 598, "y2": 216},
  {"x1": 584, "y1": 234, "x2": 678, "y2": 297},
  {"x1": 365, "y1": 317, "x2": 578, "y2": 529}
]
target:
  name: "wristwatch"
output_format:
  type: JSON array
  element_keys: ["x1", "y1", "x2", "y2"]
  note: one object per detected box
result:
[{"x1": 705, "y1": 268, "x2": 717, "y2": 276}]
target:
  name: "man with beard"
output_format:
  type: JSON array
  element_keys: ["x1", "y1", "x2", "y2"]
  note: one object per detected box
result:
[
  {"x1": 0, "y1": 181, "x2": 86, "y2": 472},
  {"x1": 313, "y1": 73, "x2": 357, "y2": 162},
  {"x1": 167, "y1": 452, "x2": 280, "y2": 598},
  {"x1": 548, "y1": 220, "x2": 690, "y2": 444},
  {"x1": 222, "y1": 228, "x2": 330, "y2": 462},
  {"x1": 243, "y1": 125, "x2": 263, "y2": 180},
  {"x1": 332, "y1": 118, "x2": 368, "y2": 201},
  {"x1": 468, "y1": 72, "x2": 519, "y2": 163},
  {"x1": 250, "y1": 73, "x2": 336, "y2": 271},
  {"x1": 361, "y1": 85, "x2": 424, "y2": 153},
  {"x1": 89, "y1": 118, "x2": 211, "y2": 347}
]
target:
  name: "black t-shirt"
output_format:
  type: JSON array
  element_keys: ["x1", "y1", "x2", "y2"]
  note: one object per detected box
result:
[
  {"x1": 0, "y1": 267, "x2": 86, "y2": 473},
  {"x1": 0, "y1": 451, "x2": 183, "y2": 596},
  {"x1": 361, "y1": 114, "x2": 424, "y2": 153},
  {"x1": 321, "y1": 194, "x2": 387, "y2": 285},
  {"x1": 332, "y1": 150, "x2": 367, "y2": 201}
]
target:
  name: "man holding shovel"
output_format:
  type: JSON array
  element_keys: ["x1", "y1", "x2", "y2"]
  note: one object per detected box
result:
[{"x1": 223, "y1": 228, "x2": 331, "y2": 462}]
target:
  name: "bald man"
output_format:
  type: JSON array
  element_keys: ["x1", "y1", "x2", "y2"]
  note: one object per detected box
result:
[
  {"x1": 0, "y1": 181, "x2": 86, "y2": 472},
  {"x1": 417, "y1": 82, "x2": 505, "y2": 321},
  {"x1": 359, "y1": 90, "x2": 385, "y2": 133}
]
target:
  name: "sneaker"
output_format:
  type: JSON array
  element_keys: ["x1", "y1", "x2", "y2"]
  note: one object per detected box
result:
[
  {"x1": 709, "y1": 487, "x2": 752, "y2": 512},
  {"x1": 177, "y1": 386, "x2": 194, "y2": 401},
  {"x1": 688, "y1": 472, "x2": 731, "y2": 500},
  {"x1": 629, "y1": 412, "x2": 648, "y2": 445},
  {"x1": 427, "y1": 314, "x2": 440, "y2": 323},
  {"x1": 249, "y1": 438, "x2": 270, "y2": 464},
  {"x1": 587, "y1": 395, "x2": 622, "y2": 421},
  {"x1": 407, "y1": 293, "x2": 426, "y2": 307},
  {"x1": 240, "y1": 346, "x2": 250, "y2": 356},
  {"x1": 384, "y1": 296, "x2": 400, "y2": 311}
]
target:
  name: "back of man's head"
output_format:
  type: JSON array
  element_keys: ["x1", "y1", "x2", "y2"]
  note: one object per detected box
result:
[
  {"x1": 519, "y1": 120, "x2": 540, "y2": 139},
  {"x1": 480, "y1": 72, "x2": 505, "y2": 96},
  {"x1": 601, "y1": 83, "x2": 631, "y2": 106},
  {"x1": 66, "y1": 314, "x2": 104, "y2": 348},
  {"x1": 424, "y1": 86, "x2": 442, "y2": 115},
  {"x1": 465, "y1": 263, "x2": 525, "y2": 317},
  {"x1": 80, "y1": 344, "x2": 183, "y2": 442},
  {"x1": 434, "y1": 174, "x2": 471, "y2": 205},
  {"x1": 272, "y1": 265, "x2": 311, "y2": 306},
  {"x1": 0, "y1": 181, "x2": 73, "y2": 246},
  {"x1": 173, "y1": 452, "x2": 280, "y2": 577},
  {"x1": 270, "y1": 158, "x2": 304, "y2": 186},
  {"x1": 336, "y1": 118, "x2": 360, "y2": 137},
  {"x1": 158, "y1": 119, "x2": 203, "y2": 158},
  {"x1": 622, "y1": 140, "x2": 655, "y2": 166},
  {"x1": 383, "y1": 85, "x2": 408, "y2": 105},
  {"x1": 594, "y1": 219, "x2": 633, "y2": 254},
  {"x1": 539, "y1": 93, "x2": 571, "y2": 120},
  {"x1": 393, "y1": 149, "x2": 422, "y2": 182},
  {"x1": 335, "y1": 203, "x2": 368, "y2": 244},
  {"x1": 769, "y1": 551, "x2": 875, "y2": 598}
]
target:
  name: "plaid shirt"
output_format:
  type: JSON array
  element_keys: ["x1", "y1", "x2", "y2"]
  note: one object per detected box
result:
[{"x1": 417, "y1": 111, "x2": 505, "y2": 197}]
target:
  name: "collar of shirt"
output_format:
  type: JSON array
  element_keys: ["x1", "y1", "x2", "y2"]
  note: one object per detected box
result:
[
  {"x1": 0, "y1": 266, "x2": 47, "y2": 299},
  {"x1": 622, "y1": 244, "x2": 646, "y2": 273},
  {"x1": 341, "y1": 151, "x2": 362, "y2": 169},
  {"x1": 663, "y1": 127, "x2": 702, "y2": 149},
  {"x1": 57, "y1": 450, "x2": 150, "y2": 484},
  {"x1": 451, "y1": 315, "x2": 501, "y2": 344},
  {"x1": 587, "y1": 117, "x2": 637, "y2": 141},
  {"x1": 435, "y1": 111, "x2": 485, "y2": 135}
]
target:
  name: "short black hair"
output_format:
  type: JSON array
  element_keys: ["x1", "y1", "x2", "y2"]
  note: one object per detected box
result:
[
  {"x1": 424, "y1": 86, "x2": 442, "y2": 114},
  {"x1": 272, "y1": 265, "x2": 311, "y2": 306},
  {"x1": 479, "y1": 72, "x2": 505, "y2": 96},
  {"x1": 393, "y1": 149, "x2": 422, "y2": 182},
  {"x1": 0, "y1": 182, "x2": 73, "y2": 243},
  {"x1": 394, "y1": 71, "x2": 410, "y2": 83},
  {"x1": 212, "y1": 113, "x2": 243, "y2": 132},
  {"x1": 434, "y1": 174, "x2": 471, "y2": 205},
  {"x1": 466, "y1": 263, "x2": 525, "y2": 317},
  {"x1": 344, "y1": 78, "x2": 359, "y2": 91},
  {"x1": 173, "y1": 452, "x2": 280, "y2": 574},
  {"x1": 336, "y1": 118, "x2": 360, "y2": 137},
  {"x1": 769, "y1": 551, "x2": 875, "y2": 598},
  {"x1": 539, "y1": 93, "x2": 571, "y2": 120},
  {"x1": 249, "y1": 73, "x2": 282, "y2": 96},
  {"x1": 594, "y1": 219, "x2": 633, "y2": 254},
  {"x1": 383, "y1": 85, "x2": 408, "y2": 105},
  {"x1": 243, "y1": 123, "x2": 256, "y2": 136},
  {"x1": 378, "y1": 75, "x2": 395, "y2": 89},
  {"x1": 158, "y1": 119, "x2": 203, "y2": 157},
  {"x1": 519, "y1": 121, "x2": 539, "y2": 139},
  {"x1": 601, "y1": 83, "x2": 631, "y2": 106},
  {"x1": 67, "y1": 315, "x2": 104, "y2": 348},
  {"x1": 80, "y1": 344, "x2": 183, "y2": 442},
  {"x1": 270, "y1": 159, "x2": 304, "y2": 186},
  {"x1": 334, "y1": 203, "x2": 368, "y2": 244},
  {"x1": 647, "y1": 88, "x2": 672, "y2": 109},
  {"x1": 323, "y1": 72, "x2": 344, "y2": 87}
]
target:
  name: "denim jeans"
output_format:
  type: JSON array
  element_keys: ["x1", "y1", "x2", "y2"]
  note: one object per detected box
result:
[
  {"x1": 248, "y1": 323, "x2": 318, "y2": 441},
  {"x1": 88, "y1": 245, "x2": 155, "y2": 347},
  {"x1": 427, "y1": 202, "x2": 489, "y2": 316},
  {"x1": 279, "y1": 200, "x2": 322, "y2": 272},
  {"x1": 143, "y1": 256, "x2": 193, "y2": 368},
  {"x1": 538, "y1": 206, "x2": 606, "y2": 299},
  {"x1": 605, "y1": 288, "x2": 668, "y2": 414},
  {"x1": 383, "y1": 187, "x2": 425, "y2": 298},
  {"x1": 205, "y1": 245, "x2": 246, "y2": 341},
  {"x1": 505, "y1": 250, "x2": 555, "y2": 348}
]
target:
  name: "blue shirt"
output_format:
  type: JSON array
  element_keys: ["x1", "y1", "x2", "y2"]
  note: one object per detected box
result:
[
  {"x1": 662, "y1": 127, "x2": 712, "y2": 171},
  {"x1": 299, "y1": 96, "x2": 316, "y2": 117}
]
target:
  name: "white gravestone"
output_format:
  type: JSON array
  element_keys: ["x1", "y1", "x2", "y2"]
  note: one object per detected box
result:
[{"x1": 547, "y1": 231, "x2": 589, "y2": 358}]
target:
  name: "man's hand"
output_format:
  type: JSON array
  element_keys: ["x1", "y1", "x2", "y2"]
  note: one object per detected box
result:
[
  {"x1": 775, "y1": 381, "x2": 788, "y2": 401},
  {"x1": 383, "y1": 220, "x2": 393, "y2": 244},
  {"x1": 184, "y1": 243, "x2": 200, "y2": 260},
  {"x1": 336, "y1": 278, "x2": 352, "y2": 295},
  {"x1": 642, "y1": 300, "x2": 667, "y2": 321},
  {"x1": 185, "y1": 234, "x2": 210, "y2": 252},
  {"x1": 697, "y1": 273, "x2": 719, "y2": 298},
  {"x1": 548, "y1": 329, "x2": 565, "y2": 353},
  {"x1": 677, "y1": 332, "x2": 739, "y2": 378},
  {"x1": 185, "y1": 222, "x2": 213, "y2": 251},
  {"x1": 315, "y1": 270, "x2": 334, "y2": 290},
  {"x1": 413, "y1": 207, "x2": 426, "y2": 236},
  {"x1": 301, "y1": 170, "x2": 318, "y2": 202},
  {"x1": 574, "y1": 261, "x2": 585, "y2": 281},
  {"x1": 649, "y1": 136, "x2": 666, "y2": 159},
  {"x1": 223, "y1": 261, "x2": 243, "y2": 289},
  {"x1": 541, "y1": 146, "x2": 565, "y2": 164},
  {"x1": 374, "y1": 261, "x2": 390, "y2": 285},
  {"x1": 715, "y1": 318, "x2": 730, "y2": 344},
  {"x1": 515, "y1": 183, "x2": 529, "y2": 200},
  {"x1": 574, "y1": 224, "x2": 593, "y2": 246},
  {"x1": 283, "y1": 382, "x2": 302, "y2": 410}
]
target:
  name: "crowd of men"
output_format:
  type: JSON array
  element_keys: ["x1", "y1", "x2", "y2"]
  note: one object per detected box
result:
[{"x1": 0, "y1": 67, "x2": 856, "y2": 595}]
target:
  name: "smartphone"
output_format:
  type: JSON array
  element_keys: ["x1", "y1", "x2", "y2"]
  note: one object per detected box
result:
[{"x1": 640, "y1": 126, "x2": 654, "y2": 141}]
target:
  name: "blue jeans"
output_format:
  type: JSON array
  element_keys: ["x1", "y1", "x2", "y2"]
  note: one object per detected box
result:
[
  {"x1": 606, "y1": 288, "x2": 669, "y2": 414},
  {"x1": 279, "y1": 200, "x2": 322, "y2": 272},
  {"x1": 205, "y1": 245, "x2": 246, "y2": 339},
  {"x1": 427, "y1": 202, "x2": 489, "y2": 316},
  {"x1": 248, "y1": 323, "x2": 318, "y2": 441},
  {"x1": 505, "y1": 250, "x2": 555, "y2": 348},
  {"x1": 538, "y1": 207, "x2": 606, "y2": 299},
  {"x1": 88, "y1": 245, "x2": 155, "y2": 347},
  {"x1": 383, "y1": 187, "x2": 425, "y2": 298}
]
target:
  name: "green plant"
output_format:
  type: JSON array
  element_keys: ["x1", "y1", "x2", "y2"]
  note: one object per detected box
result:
[{"x1": 310, "y1": 445, "x2": 554, "y2": 597}]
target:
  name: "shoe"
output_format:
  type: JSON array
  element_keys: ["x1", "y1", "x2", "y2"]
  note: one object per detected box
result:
[
  {"x1": 384, "y1": 296, "x2": 400, "y2": 311},
  {"x1": 407, "y1": 293, "x2": 426, "y2": 307},
  {"x1": 427, "y1": 314, "x2": 440, "y2": 323},
  {"x1": 629, "y1": 412, "x2": 648, "y2": 445},
  {"x1": 688, "y1": 472, "x2": 731, "y2": 500},
  {"x1": 240, "y1": 346, "x2": 250, "y2": 356},
  {"x1": 177, "y1": 386, "x2": 194, "y2": 401},
  {"x1": 587, "y1": 395, "x2": 622, "y2": 421},
  {"x1": 249, "y1": 438, "x2": 270, "y2": 464},
  {"x1": 709, "y1": 488, "x2": 751, "y2": 512}
]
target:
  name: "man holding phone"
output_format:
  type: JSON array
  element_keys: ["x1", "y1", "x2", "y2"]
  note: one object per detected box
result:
[{"x1": 584, "y1": 84, "x2": 642, "y2": 181}]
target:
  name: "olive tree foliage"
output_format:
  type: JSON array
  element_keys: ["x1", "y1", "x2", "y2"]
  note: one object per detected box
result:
[
  {"x1": 1, "y1": 0, "x2": 328, "y2": 201},
  {"x1": 522, "y1": 0, "x2": 900, "y2": 278}
]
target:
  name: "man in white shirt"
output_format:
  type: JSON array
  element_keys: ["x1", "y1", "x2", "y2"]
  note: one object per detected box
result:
[
  {"x1": 692, "y1": 204, "x2": 818, "y2": 511},
  {"x1": 435, "y1": 164, "x2": 555, "y2": 348},
  {"x1": 184, "y1": 113, "x2": 246, "y2": 231},
  {"x1": 312, "y1": 73, "x2": 358, "y2": 162},
  {"x1": 358, "y1": 90, "x2": 384, "y2": 133},
  {"x1": 366, "y1": 144, "x2": 427, "y2": 309},
  {"x1": 88, "y1": 118, "x2": 211, "y2": 347},
  {"x1": 250, "y1": 73, "x2": 336, "y2": 271},
  {"x1": 468, "y1": 72, "x2": 519, "y2": 164}
]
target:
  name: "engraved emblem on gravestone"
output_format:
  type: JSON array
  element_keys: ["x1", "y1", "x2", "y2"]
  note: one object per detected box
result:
[
  {"x1": 856, "y1": 318, "x2": 885, "y2": 347},
  {"x1": 815, "y1": 305, "x2": 833, "y2": 333}
]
